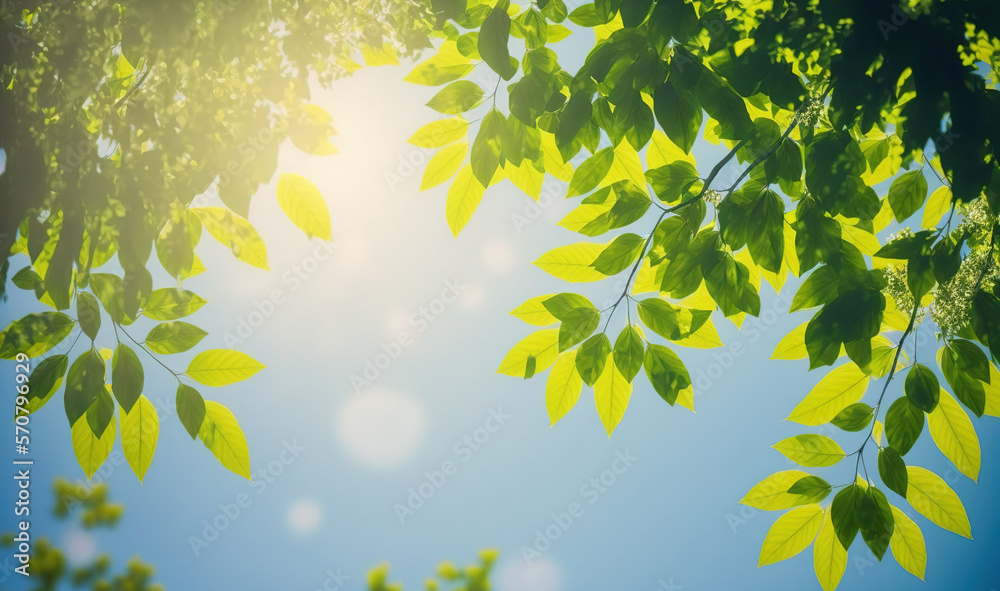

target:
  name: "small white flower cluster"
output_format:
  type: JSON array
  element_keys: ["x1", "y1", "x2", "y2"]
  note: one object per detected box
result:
[
  {"x1": 931, "y1": 247, "x2": 996, "y2": 337},
  {"x1": 887, "y1": 227, "x2": 915, "y2": 243},
  {"x1": 704, "y1": 189, "x2": 724, "y2": 206},
  {"x1": 797, "y1": 96, "x2": 825, "y2": 128},
  {"x1": 883, "y1": 263, "x2": 918, "y2": 318},
  {"x1": 959, "y1": 197, "x2": 992, "y2": 236}
]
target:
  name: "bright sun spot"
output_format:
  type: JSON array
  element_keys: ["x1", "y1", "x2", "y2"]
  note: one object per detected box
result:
[
  {"x1": 336, "y1": 389, "x2": 427, "y2": 470},
  {"x1": 287, "y1": 499, "x2": 323, "y2": 535},
  {"x1": 495, "y1": 557, "x2": 564, "y2": 591},
  {"x1": 62, "y1": 529, "x2": 96, "y2": 564},
  {"x1": 481, "y1": 240, "x2": 516, "y2": 274}
]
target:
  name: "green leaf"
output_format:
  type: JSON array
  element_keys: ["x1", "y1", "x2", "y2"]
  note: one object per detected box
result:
[
  {"x1": 576, "y1": 333, "x2": 611, "y2": 386},
  {"x1": 889, "y1": 506, "x2": 927, "y2": 580},
  {"x1": 790, "y1": 266, "x2": 839, "y2": 312},
  {"x1": 86, "y1": 385, "x2": 115, "y2": 439},
  {"x1": 408, "y1": 117, "x2": 470, "y2": 148},
  {"x1": 64, "y1": 350, "x2": 105, "y2": 427},
  {"x1": 904, "y1": 363, "x2": 940, "y2": 412},
  {"x1": 71, "y1": 410, "x2": 115, "y2": 480},
  {"x1": 199, "y1": 400, "x2": 252, "y2": 479},
  {"x1": 645, "y1": 161, "x2": 699, "y2": 203},
  {"x1": 470, "y1": 109, "x2": 505, "y2": 187},
  {"x1": 591, "y1": 232, "x2": 644, "y2": 275},
  {"x1": 772, "y1": 434, "x2": 845, "y2": 467},
  {"x1": 427, "y1": 80, "x2": 485, "y2": 114},
  {"x1": 510, "y1": 295, "x2": 560, "y2": 326},
  {"x1": 567, "y1": 147, "x2": 614, "y2": 198},
  {"x1": 887, "y1": 170, "x2": 928, "y2": 222},
  {"x1": 788, "y1": 476, "x2": 832, "y2": 503},
  {"x1": 652, "y1": 81, "x2": 701, "y2": 154},
  {"x1": 636, "y1": 299, "x2": 709, "y2": 341},
  {"x1": 858, "y1": 487, "x2": 894, "y2": 560},
  {"x1": 546, "y1": 350, "x2": 582, "y2": 425},
  {"x1": 25, "y1": 354, "x2": 68, "y2": 414},
  {"x1": 404, "y1": 41, "x2": 474, "y2": 85},
  {"x1": 594, "y1": 352, "x2": 632, "y2": 436},
  {"x1": 0, "y1": 312, "x2": 75, "y2": 359},
  {"x1": 541, "y1": 293, "x2": 596, "y2": 318},
  {"x1": 194, "y1": 207, "x2": 269, "y2": 270},
  {"x1": 142, "y1": 288, "x2": 207, "y2": 321},
  {"x1": 758, "y1": 505, "x2": 823, "y2": 567},
  {"x1": 89, "y1": 273, "x2": 129, "y2": 324},
  {"x1": 111, "y1": 344, "x2": 144, "y2": 413},
  {"x1": 830, "y1": 484, "x2": 862, "y2": 549},
  {"x1": 613, "y1": 325, "x2": 645, "y2": 381},
  {"x1": 786, "y1": 363, "x2": 870, "y2": 425},
  {"x1": 421, "y1": 142, "x2": 469, "y2": 191},
  {"x1": 175, "y1": 383, "x2": 206, "y2": 440},
  {"x1": 642, "y1": 344, "x2": 691, "y2": 405},
  {"x1": 77, "y1": 292, "x2": 101, "y2": 341},
  {"x1": 831, "y1": 403, "x2": 874, "y2": 432},
  {"x1": 121, "y1": 395, "x2": 159, "y2": 483},
  {"x1": 276, "y1": 173, "x2": 333, "y2": 241},
  {"x1": 145, "y1": 321, "x2": 208, "y2": 354},
  {"x1": 186, "y1": 349, "x2": 265, "y2": 387},
  {"x1": 558, "y1": 307, "x2": 600, "y2": 351},
  {"x1": 928, "y1": 388, "x2": 981, "y2": 481},
  {"x1": 878, "y1": 447, "x2": 908, "y2": 497},
  {"x1": 479, "y1": 6, "x2": 516, "y2": 79},
  {"x1": 938, "y1": 345, "x2": 986, "y2": 417},
  {"x1": 498, "y1": 329, "x2": 560, "y2": 378},
  {"x1": 905, "y1": 465, "x2": 972, "y2": 538},
  {"x1": 885, "y1": 397, "x2": 925, "y2": 456}
]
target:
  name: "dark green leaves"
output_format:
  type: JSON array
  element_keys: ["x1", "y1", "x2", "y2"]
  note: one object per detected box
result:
[
  {"x1": 643, "y1": 344, "x2": 690, "y2": 405},
  {"x1": 479, "y1": 5, "x2": 517, "y2": 79},
  {"x1": 831, "y1": 403, "x2": 874, "y2": 432},
  {"x1": 591, "y1": 233, "x2": 644, "y2": 275},
  {"x1": 576, "y1": 334, "x2": 611, "y2": 386},
  {"x1": 111, "y1": 344, "x2": 144, "y2": 413},
  {"x1": 636, "y1": 299, "x2": 709, "y2": 341},
  {"x1": 878, "y1": 447, "x2": 908, "y2": 497},
  {"x1": 613, "y1": 325, "x2": 645, "y2": 381},
  {"x1": 89, "y1": 273, "x2": 129, "y2": 324},
  {"x1": 904, "y1": 363, "x2": 940, "y2": 413},
  {"x1": 718, "y1": 184, "x2": 785, "y2": 273},
  {"x1": 77, "y1": 292, "x2": 101, "y2": 341},
  {"x1": 427, "y1": 81, "x2": 485, "y2": 114},
  {"x1": 831, "y1": 484, "x2": 862, "y2": 549},
  {"x1": 790, "y1": 266, "x2": 839, "y2": 312},
  {"x1": 471, "y1": 108, "x2": 506, "y2": 186},
  {"x1": 557, "y1": 308, "x2": 599, "y2": 351},
  {"x1": 652, "y1": 81, "x2": 701, "y2": 154},
  {"x1": 176, "y1": 384, "x2": 206, "y2": 440},
  {"x1": 645, "y1": 161, "x2": 699, "y2": 203},
  {"x1": 0, "y1": 312, "x2": 75, "y2": 359},
  {"x1": 25, "y1": 354, "x2": 68, "y2": 412},
  {"x1": 885, "y1": 397, "x2": 925, "y2": 455},
  {"x1": 858, "y1": 487, "x2": 894, "y2": 560},
  {"x1": 65, "y1": 350, "x2": 106, "y2": 426},
  {"x1": 788, "y1": 475, "x2": 832, "y2": 503},
  {"x1": 940, "y1": 344, "x2": 987, "y2": 417},
  {"x1": 887, "y1": 170, "x2": 928, "y2": 222},
  {"x1": 567, "y1": 147, "x2": 614, "y2": 197}
]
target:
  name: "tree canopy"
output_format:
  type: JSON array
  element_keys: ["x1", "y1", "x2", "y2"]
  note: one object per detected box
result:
[{"x1": 3, "y1": 0, "x2": 1000, "y2": 589}]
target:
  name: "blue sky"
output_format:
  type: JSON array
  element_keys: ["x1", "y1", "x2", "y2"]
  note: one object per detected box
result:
[{"x1": 3, "y1": 36, "x2": 1000, "y2": 591}]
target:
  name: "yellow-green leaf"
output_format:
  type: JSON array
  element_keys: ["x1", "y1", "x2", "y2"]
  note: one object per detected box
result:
[
  {"x1": 758, "y1": 505, "x2": 824, "y2": 567},
  {"x1": 71, "y1": 412, "x2": 115, "y2": 480},
  {"x1": 534, "y1": 242, "x2": 607, "y2": 282},
  {"x1": 741, "y1": 470, "x2": 812, "y2": 510},
  {"x1": 813, "y1": 508, "x2": 847, "y2": 591},
  {"x1": 505, "y1": 159, "x2": 544, "y2": 201},
  {"x1": 199, "y1": 400, "x2": 251, "y2": 479},
  {"x1": 194, "y1": 207, "x2": 269, "y2": 270},
  {"x1": 889, "y1": 505, "x2": 927, "y2": 580},
  {"x1": 905, "y1": 465, "x2": 972, "y2": 538},
  {"x1": 408, "y1": 117, "x2": 470, "y2": 148},
  {"x1": 121, "y1": 395, "x2": 159, "y2": 483},
  {"x1": 772, "y1": 434, "x2": 845, "y2": 467},
  {"x1": 361, "y1": 43, "x2": 400, "y2": 66},
  {"x1": 547, "y1": 350, "x2": 582, "y2": 426},
  {"x1": 186, "y1": 349, "x2": 265, "y2": 387},
  {"x1": 928, "y1": 388, "x2": 980, "y2": 481},
  {"x1": 983, "y1": 362, "x2": 1000, "y2": 417},
  {"x1": 772, "y1": 322, "x2": 808, "y2": 360},
  {"x1": 497, "y1": 329, "x2": 559, "y2": 378},
  {"x1": 510, "y1": 295, "x2": 559, "y2": 326},
  {"x1": 594, "y1": 353, "x2": 632, "y2": 437},
  {"x1": 276, "y1": 173, "x2": 332, "y2": 240},
  {"x1": 445, "y1": 164, "x2": 486, "y2": 236},
  {"x1": 540, "y1": 131, "x2": 573, "y2": 182},
  {"x1": 670, "y1": 318, "x2": 723, "y2": 349},
  {"x1": 421, "y1": 142, "x2": 468, "y2": 191},
  {"x1": 786, "y1": 363, "x2": 870, "y2": 425},
  {"x1": 921, "y1": 186, "x2": 952, "y2": 229},
  {"x1": 646, "y1": 129, "x2": 695, "y2": 169}
]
